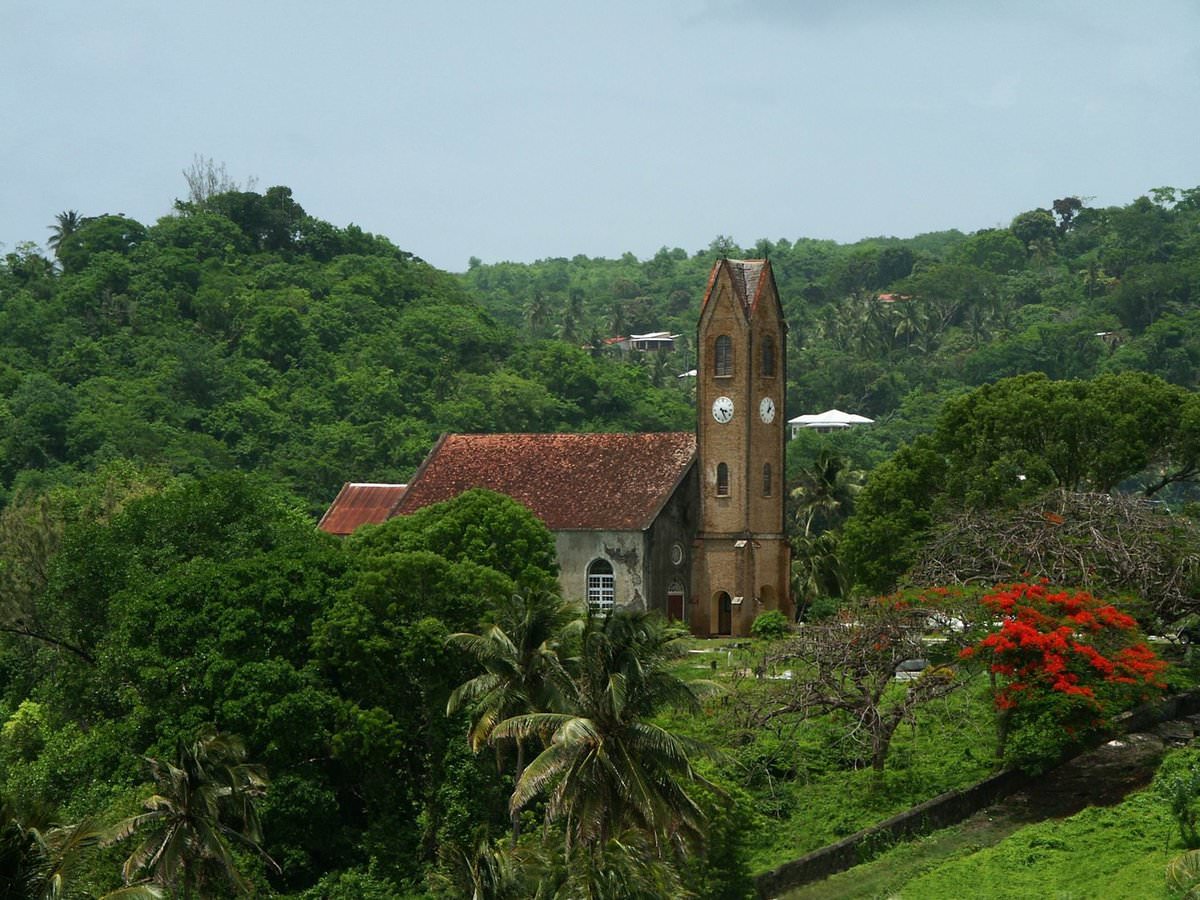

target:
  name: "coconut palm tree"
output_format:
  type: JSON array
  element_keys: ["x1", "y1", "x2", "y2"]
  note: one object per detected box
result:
[
  {"x1": 46, "y1": 211, "x2": 82, "y2": 260},
  {"x1": 493, "y1": 609, "x2": 714, "y2": 856},
  {"x1": 447, "y1": 590, "x2": 577, "y2": 842},
  {"x1": 789, "y1": 451, "x2": 865, "y2": 539},
  {"x1": 112, "y1": 729, "x2": 277, "y2": 899},
  {"x1": 0, "y1": 801, "x2": 160, "y2": 899}
]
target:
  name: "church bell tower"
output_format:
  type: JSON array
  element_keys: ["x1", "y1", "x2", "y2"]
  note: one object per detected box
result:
[{"x1": 692, "y1": 259, "x2": 791, "y2": 636}]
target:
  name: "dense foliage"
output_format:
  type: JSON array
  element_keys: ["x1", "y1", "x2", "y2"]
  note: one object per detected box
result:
[
  {"x1": 4, "y1": 181, "x2": 1200, "y2": 893},
  {"x1": 0, "y1": 192, "x2": 692, "y2": 514}
]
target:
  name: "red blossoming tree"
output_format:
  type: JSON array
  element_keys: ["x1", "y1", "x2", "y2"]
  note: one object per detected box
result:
[{"x1": 961, "y1": 581, "x2": 1168, "y2": 769}]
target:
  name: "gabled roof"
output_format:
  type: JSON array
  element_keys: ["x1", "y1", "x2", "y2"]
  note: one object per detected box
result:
[
  {"x1": 701, "y1": 258, "x2": 773, "y2": 319},
  {"x1": 318, "y1": 482, "x2": 409, "y2": 535},
  {"x1": 395, "y1": 432, "x2": 697, "y2": 531}
]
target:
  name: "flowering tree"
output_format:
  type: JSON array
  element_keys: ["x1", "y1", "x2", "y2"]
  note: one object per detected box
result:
[{"x1": 961, "y1": 582, "x2": 1168, "y2": 768}]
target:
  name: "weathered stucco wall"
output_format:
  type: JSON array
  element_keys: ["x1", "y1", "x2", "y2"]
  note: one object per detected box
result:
[
  {"x1": 555, "y1": 530, "x2": 647, "y2": 610},
  {"x1": 645, "y1": 465, "x2": 698, "y2": 622}
]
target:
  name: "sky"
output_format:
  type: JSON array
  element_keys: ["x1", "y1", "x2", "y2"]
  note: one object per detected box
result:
[{"x1": 2, "y1": 0, "x2": 1198, "y2": 272}]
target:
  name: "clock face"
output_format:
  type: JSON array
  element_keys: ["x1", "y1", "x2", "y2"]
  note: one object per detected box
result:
[
  {"x1": 711, "y1": 396, "x2": 734, "y2": 424},
  {"x1": 759, "y1": 396, "x2": 776, "y2": 424}
]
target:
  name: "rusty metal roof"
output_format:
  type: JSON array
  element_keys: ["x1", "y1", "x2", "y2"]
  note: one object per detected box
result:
[
  {"x1": 318, "y1": 482, "x2": 409, "y2": 535},
  {"x1": 702, "y1": 258, "x2": 772, "y2": 318},
  {"x1": 395, "y1": 432, "x2": 697, "y2": 531}
]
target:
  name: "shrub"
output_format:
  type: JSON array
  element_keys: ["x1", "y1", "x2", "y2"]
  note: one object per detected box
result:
[
  {"x1": 751, "y1": 610, "x2": 790, "y2": 640},
  {"x1": 1155, "y1": 748, "x2": 1200, "y2": 848}
]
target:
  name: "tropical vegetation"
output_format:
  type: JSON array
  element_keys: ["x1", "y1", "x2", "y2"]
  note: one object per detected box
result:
[{"x1": 2, "y1": 176, "x2": 1200, "y2": 893}]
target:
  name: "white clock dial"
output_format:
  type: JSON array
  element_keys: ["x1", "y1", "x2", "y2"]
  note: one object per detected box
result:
[
  {"x1": 711, "y1": 396, "x2": 734, "y2": 423},
  {"x1": 759, "y1": 396, "x2": 776, "y2": 424}
]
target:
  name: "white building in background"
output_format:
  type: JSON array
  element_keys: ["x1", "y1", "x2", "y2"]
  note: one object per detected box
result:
[{"x1": 788, "y1": 408, "x2": 874, "y2": 438}]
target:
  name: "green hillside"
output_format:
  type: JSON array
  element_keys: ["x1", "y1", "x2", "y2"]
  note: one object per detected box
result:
[{"x1": 2, "y1": 184, "x2": 1199, "y2": 896}]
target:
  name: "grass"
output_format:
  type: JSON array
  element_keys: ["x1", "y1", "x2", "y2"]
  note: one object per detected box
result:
[
  {"x1": 782, "y1": 786, "x2": 1179, "y2": 899},
  {"x1": 663, "y1": 636, "x2": 1000, "y2": 874},
  {"x1": 666, "y1": 636, "x2": 1200, "y2": 891}
]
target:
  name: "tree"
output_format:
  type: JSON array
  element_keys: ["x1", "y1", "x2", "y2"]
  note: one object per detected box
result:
[
  {"x1": 447, "y1": 590, "x2": 577, "y2": 842},
  {"x1": 910, "y1": 491, "x2": 1200, "y2": 621},
  {"x1": 352, "y1": 488, "x2": 559, "y2": 591},
  {"x1": 1052, "y1": 197, "x2": 1084, "y2": 234},
  {"x1": 494, "y1": 610, "x2": 712, "y2": 856},
  {"x1": 1010, "y1": 209, "x2": 1059, "y2": 251},
  {"x1": 789, "y1": 451, "x2": 864, "y2": 538},
  {"x1": 762, "y1": 594, "x2": 967, "y2": 774},
  {"x1": 46, "y1": 211, "x2": 83, "y2": 260},
  {"x1": 0, "y1": 802, "x2": 160, "y2": 900},
  {"x1": 959, "y1": 582, "x2": 1167, "y2": 769},
  {"x1": 180, "y1": 155, "x2": 255, "y2": 208},
  {"x1": 113, "y1": 729, "x2": 277, "y2": 899}
]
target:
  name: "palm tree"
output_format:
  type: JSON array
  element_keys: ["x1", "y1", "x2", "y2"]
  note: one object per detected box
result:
[
  {"x1": 111, "y1": 729, "x2": 277, "y2": 899},
  {"x1": 524, "y1": 292, "x2": 552, "y2": 339},
  {"x1": 493, "y1": 610, "x2": 714, "y2": 857},
  {"x1": 447, "y1": 590, "x2": 577, "y2": 842},
  {"x1": 0, "y1": 801, "x2": 159, "y2": 899},
  {"x1": 46, "y1": 211, "x2": 82, "y2": 259},
  {"x1": 789, "y1": 451, "x2": 865, "y2": 538}
]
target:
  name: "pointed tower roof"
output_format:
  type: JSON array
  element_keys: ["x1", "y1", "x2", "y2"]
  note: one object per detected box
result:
[{"x1": 700, "y1": 258, "x2": 775, "y2": 319}]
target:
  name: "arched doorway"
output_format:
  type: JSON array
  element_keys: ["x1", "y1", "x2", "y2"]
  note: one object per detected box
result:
[
  {"x1": 667, "y1": 580, "x2": 685, "y2": 622},
  {"x1": 715, "y1": 591, "x2": 732, "y2": 636}
]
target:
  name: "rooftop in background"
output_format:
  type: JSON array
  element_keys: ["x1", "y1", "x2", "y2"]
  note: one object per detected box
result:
[
  {"x1": 603, "y1": 332, "x2": 681, "y2": 351},
  {"x1": 395, "y1": 432, "x2": 697, "y2": 531},
  {"x1": 788, "y1": 409, "x2": 874, "y2": 436},
  {"x1": 318, "y1": 482, "x2": 408, "y2": 535}
]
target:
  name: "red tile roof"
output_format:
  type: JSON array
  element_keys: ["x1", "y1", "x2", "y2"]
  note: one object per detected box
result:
[
  {"x1": 318, "y1": 482, "x2": 408, "y2": 535},
  {"x1": 395, "y1": 432, "x2": 697, "y2": 531}
]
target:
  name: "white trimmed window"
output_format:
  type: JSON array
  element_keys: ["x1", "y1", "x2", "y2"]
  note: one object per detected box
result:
[{"x1": 587, "y1": 559, "x2": 615, "y2": 616}]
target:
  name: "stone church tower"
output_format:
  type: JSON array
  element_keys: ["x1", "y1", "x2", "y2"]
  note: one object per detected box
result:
[{"x1": 691, "y1": 259, "x2": 791, "y2": 636}]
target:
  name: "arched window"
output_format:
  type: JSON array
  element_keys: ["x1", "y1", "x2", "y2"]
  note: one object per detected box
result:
[
  {"x1": 762, "y1": 462, "x2": 772, "y2": 496},
  {"x1": 716, "y1": 463, "x2": 730, "y2": 497},
  {"x1": 586, "y1": 559, "x2": 615, "y2": 616},
  {"x1": 761, "y1": 337, "x2": 776, "y2": 377},
  {"x1": 714, "y1": 335, "x2": 733, "y2": 377}
]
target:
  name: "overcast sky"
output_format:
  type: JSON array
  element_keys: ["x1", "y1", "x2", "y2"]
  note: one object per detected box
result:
[{"x1": 3, "y1": 0, "x2": 1197, "y2": 272}]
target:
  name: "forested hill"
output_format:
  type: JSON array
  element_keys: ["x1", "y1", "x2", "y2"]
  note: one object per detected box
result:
[
  {"x1": 0, "y1": 189, "x2": 692, "y2": 511},
  {"x1": 462, "y1": 188, "x2": 1200, "y2": 467},
  {"x1": 3, "y1": 186, "x2": 1199, "y2": 513}
]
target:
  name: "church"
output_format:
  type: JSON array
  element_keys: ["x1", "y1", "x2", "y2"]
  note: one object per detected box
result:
[{"x1": 319, "y1": 258, "x2": 791, "y2": 637}]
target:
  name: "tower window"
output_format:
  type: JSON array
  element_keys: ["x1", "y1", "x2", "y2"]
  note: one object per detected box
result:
[
  {"x1": 762, "y1": 463, "x2": 772, "y2": 496},
  {"x1": 586, "y1": 559, "x2": 615, "y2": 616},
  {"x1": 716, "y1": 463, "x2": 730, "y2": 497},
  {"x1": 761, "y1": 338, "x2": 776, "y2": 377},
  {"x1": 714, "y1": 335, "x2": 733, "y2": 377}
]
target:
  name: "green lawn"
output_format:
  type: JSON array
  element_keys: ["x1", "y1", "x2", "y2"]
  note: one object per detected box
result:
[{"x1": 782, "y1": 787, "x2": 1178, "y2": 899}]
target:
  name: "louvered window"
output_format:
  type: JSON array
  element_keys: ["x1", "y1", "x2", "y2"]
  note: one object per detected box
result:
[{"x1": 714, "y1": 335, "x2": 733, "y2": 376}]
